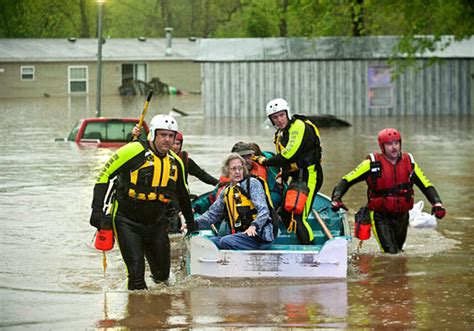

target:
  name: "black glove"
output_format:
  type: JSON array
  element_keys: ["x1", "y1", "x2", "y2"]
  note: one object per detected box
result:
[
  {"x1": 185, "y1": 221, "x2": 198, "y2": 237},
  {"x1": 102, "y1": 214, "x2": 113, "y2": 230},
  {"x1": 90, "y1": 209, "x2": 104, "y2": 230}
]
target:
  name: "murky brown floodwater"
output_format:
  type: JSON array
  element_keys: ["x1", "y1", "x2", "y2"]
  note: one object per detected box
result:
[{"x1": 0, "y1": 95, "x2": 473, "y2": 329}]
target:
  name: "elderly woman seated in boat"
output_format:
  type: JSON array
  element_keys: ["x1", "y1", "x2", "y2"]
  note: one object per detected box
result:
[{"x1": 194, "y1": 153, "x2": 278, "y2": 250}]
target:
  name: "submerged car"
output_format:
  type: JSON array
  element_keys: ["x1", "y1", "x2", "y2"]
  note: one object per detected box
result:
[{"x1": 62, "y1": 117, "x2": 149, "y2": 148}]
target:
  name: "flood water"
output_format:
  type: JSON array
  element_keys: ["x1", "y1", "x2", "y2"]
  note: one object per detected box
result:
[{"x1": 1, "y1": 95, "x2": 473, "y2": 329}]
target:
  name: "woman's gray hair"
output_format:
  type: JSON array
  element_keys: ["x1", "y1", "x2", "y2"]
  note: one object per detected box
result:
[{"x1": 221, "y1": 153, "x2": 249, "y2": 177}]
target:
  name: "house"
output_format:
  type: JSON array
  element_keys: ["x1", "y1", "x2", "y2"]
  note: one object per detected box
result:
[
  {"x1": 0, "y1": 37, "x2": 200, "y2": 98},
  {"x1": 195, "y1": 36, "x2": 474, "y2": 117}
]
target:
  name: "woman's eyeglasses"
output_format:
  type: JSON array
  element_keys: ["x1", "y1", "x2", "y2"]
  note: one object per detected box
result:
[{"x1": 229, "y1": 166, "x2": 244, "y2": 173}]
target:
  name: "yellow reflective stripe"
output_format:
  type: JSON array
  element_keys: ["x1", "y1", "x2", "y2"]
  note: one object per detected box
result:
[
  {"x1": 304, "y1": 119, "x2": 320, "y2": 139},
  {"x1": 342, "y1": 159, "x2": 371, "y2": 183},
  {"x1": 301, "y1": 165, "x2": 317, "y2": 242},
  {"x1": 260, "y1": 177, "x2": 274, "y2": 208},
  {"x1": 170, "y1": 150, "x2": 189, "y2": 193},
  {"x1": 413, "y1": 162, "x2": 432, "y2": 188},
  {"x1": 281, "y1": 119, "x2": 305, "y2": 159},
  {"x1": 275, "y1": 132, "x2": 283, "y2": 154},
  {"x1": 96, "y1": 141, "x2": 145, "y2": 184},
  {"x1": 370, "y1": 210, "x2": 385, "y2": 254}
]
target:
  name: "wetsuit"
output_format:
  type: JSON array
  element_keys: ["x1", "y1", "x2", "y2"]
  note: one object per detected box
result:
[
  {"x1": 261, "y1": 114, "x2": 323, "y2": 245},
  {"x1": 179, "y1": 151, "x2": 219, "y2": 186},
  {"x1": 196, "y1": 176, "x2": 276, "y2": 250},
  {"x1": 332, "y1": 152, "x2": 443, "y2": 254},
  {"x1": 167, "y1": 151, "x2": 219, "y2": 233},
  {"x1": 91, "y1": 140, "x2": 195, "y2": 290}
]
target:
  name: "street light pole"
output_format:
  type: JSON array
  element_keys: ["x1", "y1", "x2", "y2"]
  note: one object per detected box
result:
[{"x1": 95, "y1": 0, "x2": 106, "y2": 117}]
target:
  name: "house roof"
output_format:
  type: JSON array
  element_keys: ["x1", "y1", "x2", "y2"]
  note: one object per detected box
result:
[
  {"x1": 195, "y1": 36, "x2": 474, "y2": 62},
  {"x1": 0, "y1": 38, "x2": 199, "y2": 63},
  {"x1": 1, "y1": 36, "x2": 472, "y2": 63}
]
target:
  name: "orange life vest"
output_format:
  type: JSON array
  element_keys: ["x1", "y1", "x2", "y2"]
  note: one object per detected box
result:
[
  {"x1": 366, "y1": 152, "x2": 415, "y2": 213},
  {"x1": 250, "y1": 161, "x2": 267, "y2": 181}
]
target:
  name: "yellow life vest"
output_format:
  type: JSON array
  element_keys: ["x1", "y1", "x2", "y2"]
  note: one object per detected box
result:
[
  {"x1": 128, "y1": 150, "x2": 178, "y2": 202},
  {"x1": 224, "y1": 184, "x2": 257, "y2": 233},
  {"x1": 223, "y1": 175, "x2": 277, "y2": 234}
]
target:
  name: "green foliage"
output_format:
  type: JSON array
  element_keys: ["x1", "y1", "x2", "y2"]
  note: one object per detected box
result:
[{"x1": 243, "y1": 0, "x2": 279, "y2": 37}]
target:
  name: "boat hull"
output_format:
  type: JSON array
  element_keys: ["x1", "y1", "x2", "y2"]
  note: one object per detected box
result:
[
  {"x1": 186, "y1": 233, "x2": 348, "y2": 278},
  {"x1": 186, "y1": 192, "x2": 350, "y2": 279}
]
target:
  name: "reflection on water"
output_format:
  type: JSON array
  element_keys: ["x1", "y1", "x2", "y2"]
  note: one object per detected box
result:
[{"x1": 0, "y1": 96, "x2": 473, "y2": 329}]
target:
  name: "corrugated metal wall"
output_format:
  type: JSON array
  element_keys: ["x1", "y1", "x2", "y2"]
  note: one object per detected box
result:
[{"x1": 201, "y1": 59, "x2": 472, "y2": 117}]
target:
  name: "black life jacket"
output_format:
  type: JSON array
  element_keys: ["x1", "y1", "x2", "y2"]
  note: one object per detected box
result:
[{"x1": 274, "y1": 114, "x2": 322, "y2": 169}]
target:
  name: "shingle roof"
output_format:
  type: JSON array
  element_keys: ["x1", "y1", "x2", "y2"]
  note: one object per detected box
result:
[
  {"x1": 195, "y1": 36, "x2": 474, "y2": 62},
  {"x1": 0, "y1": 38, "x2": 199, "y2": 62}
]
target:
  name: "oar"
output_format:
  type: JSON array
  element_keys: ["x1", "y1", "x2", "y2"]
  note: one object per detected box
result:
[
  {"x1": 312, "y1": 208, "x2": 333, "y2": 240},
  {"x1": 133, "y1": 90, "x2": 153, "y2": 141}
]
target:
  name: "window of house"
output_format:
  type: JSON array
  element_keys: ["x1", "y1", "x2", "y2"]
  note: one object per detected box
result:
[
  {"x1": 68, "y1": 66, "x2": 88, "y2": 93},
  {"x1": 121, "y1": 63, "x2": 147, "y2": 83},
  {"x1": 368, "y1": 65, "x2": 393, "y2": 108},
  {"x1": 21, "y1": 66, "x2": 35, "y2": 80}
]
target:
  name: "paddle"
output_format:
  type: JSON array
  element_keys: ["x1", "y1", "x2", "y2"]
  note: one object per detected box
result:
[
  {"x1": 133, "y1": 90, "x2": 153, "y2": 141},
  {"x1": 312, "y1": 208, "x2": 333, "y2": 240}
]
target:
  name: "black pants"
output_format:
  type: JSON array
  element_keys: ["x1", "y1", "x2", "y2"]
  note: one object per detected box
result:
[
  {"x1": 372, "y1": 211, "x2": 409, "y2": 254},
  {"x1": 115, "y1": 211, "x2": 170, "y2": 290},
  {"x1": 279, "y1": 164, "x2": 322, "y2": 245}
]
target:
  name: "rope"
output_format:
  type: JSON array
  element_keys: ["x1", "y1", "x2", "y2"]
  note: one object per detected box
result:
[
  {"x1": 102, "y1": 251, "x2": 107, "y2": 275},
  {"x1": 287, "y1": 211, "x2": 297, "y2": 233}
]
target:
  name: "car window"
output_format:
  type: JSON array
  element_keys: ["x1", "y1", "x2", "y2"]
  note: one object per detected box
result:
[
  {"x1": 82, "y1": 122, "x2": 106, "y2": 140},
  {"x1": 67, "y1": 121, "x2": 81, "y2": 141},
  {"x1": 107, "y1": 122, "x2": 128, "y2": 141}
]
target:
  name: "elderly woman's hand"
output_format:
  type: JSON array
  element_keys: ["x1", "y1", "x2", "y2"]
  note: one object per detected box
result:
[{"x1": 244, "y1": 225, "x2": 257, "y2": 237}]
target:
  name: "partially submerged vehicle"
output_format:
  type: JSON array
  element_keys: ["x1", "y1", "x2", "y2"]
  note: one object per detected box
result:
[
  {"x1": 186, "y1": 193, "x2": 350, "y2": 279},
  {"x1": 57, "y1": 117, "x2": 149, "y2": 148},
  {"x1": 307, "y1": 114, "x2": 351, "y2": 127}
]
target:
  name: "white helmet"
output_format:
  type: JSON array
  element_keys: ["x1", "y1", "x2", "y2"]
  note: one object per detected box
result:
[
  {"x1": 149, "y1": 114, "x2": 178, "y2": 141},
  {"x1": 266, "y1": 98, "x2": 291, "y2": 121}
]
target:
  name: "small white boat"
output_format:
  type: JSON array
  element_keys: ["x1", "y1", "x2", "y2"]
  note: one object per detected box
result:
[{"x1": 186, "y1": 193, "x2": 351, "y2": 279}]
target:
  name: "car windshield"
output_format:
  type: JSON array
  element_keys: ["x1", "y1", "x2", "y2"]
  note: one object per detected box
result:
[{"x1": 67, "y1": 121, "x2": 81, "y2": 141}]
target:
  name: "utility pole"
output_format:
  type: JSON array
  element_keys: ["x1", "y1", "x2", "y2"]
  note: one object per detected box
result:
[{"x1": 95, "y1": 0, "x2": 106, "y2": 117}]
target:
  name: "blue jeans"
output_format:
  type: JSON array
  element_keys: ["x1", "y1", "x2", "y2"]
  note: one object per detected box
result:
[{"x1": 210, "y1": 232, "x2": 273, "y2": 250}]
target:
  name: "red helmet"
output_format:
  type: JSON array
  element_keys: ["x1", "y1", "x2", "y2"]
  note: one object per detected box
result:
[
  {"x1": 378, "y1": 128, "x2": 401, "y2": 152},
  {"x1": 176, "y1": 131, "x2": 184, "y2": 143}
]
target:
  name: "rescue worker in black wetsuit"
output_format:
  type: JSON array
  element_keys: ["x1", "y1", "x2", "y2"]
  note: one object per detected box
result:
[
  {"x1": 173, "y1": 131, "x2": 219, "y2": 187},
  {"x1": 331, "y1": 128, "x2": 446, "y2": 254},
  {"x1": 254, "y1": 98, "x2": 323, "y2": 245},
  {"x1": 89, "y1": 114, "x2": 196, "y2": 290},
  {"x1": 167, "y1": 131, "x2": 219, "y2": 232}
]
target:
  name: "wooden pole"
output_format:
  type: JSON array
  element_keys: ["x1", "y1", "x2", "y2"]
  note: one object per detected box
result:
[{"x1": 312, "y1": 209, "x2": 333, "y2": 239}]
